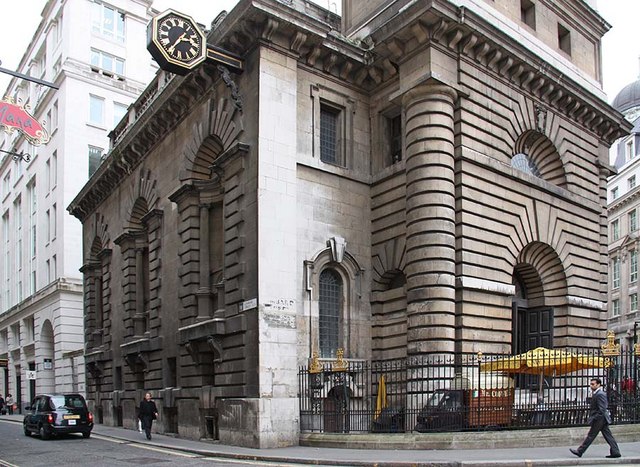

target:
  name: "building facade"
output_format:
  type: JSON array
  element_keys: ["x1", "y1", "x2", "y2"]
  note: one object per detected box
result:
[
  {"x1": 0, "y1": 0, "x2": 156, "y2": 411},
  {"x1": 607, "y1": 66, "x2": 640, "y2": 348},
  {"x1": 68, "y1": 0, "x2": 629, "y2": 447}
]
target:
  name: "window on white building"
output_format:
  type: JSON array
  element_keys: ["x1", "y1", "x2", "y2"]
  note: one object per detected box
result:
[
  {"x1": 629, "y1": 175, "x2": 637, "y2": 190},
  {"x1": 89, "y1": 95, "x2": 105, "y2": 125},
  {"x1": 626, "y1": 139, "x2": 635, "y2": 162},
  {"x1": 51, "y1": 151, "x2": 57, "y2": 189},
  {"x1": 92, "y1": 2, "x2": 125, "y2": 43},
  {"x1": 90, "y1": 49, "x2": 125, "y2": 76},
  {"x1": 631, "y1": 250, "x2": 638, "y2": 283},
  {"x1": 630, "y1": 210, "x2": 638, "y2": 232},
  {"x1": 631, "y1": 293, "x2": 638, "y2": 312},
  {"x1": 611, "y1": 186, "x2": 619, "y2": 201},
  {"x1": 51, "y1": 203, "x2": 56, "y2": 240},
  {"x1": 24, "y1": 316, "x2": 35, "y2": 342},
  {"x1": 88, "y1": 146, "x2": 103, "y2": 177},
  {"x1": 611, "y1": 219, "x2": 620, "y2": 241},
  {"x1": 46, "y1": 209, "x2": 51, "y2": 243},
  {"x1": 52, "y1": 100, "x2": 58, "y2": 132},
  {"x1": 114, "y1": 102, "x2": 128, "y2": 126},
  {"x1": 2, "y1": 171, "x2": 10, "y2": 199},
  {"x1": 612, "y1": 298, "x2": 620, "y2": 317},
  {"x1": 612, "y1": 257, "x2": 621, "y2": 289}
]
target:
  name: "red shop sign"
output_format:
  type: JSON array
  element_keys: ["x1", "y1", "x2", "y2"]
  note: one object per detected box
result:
[{"x1": 0, "y1": 98, "x2": 50, "y2": 145}]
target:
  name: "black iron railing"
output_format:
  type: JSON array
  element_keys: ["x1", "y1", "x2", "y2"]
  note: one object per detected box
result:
[{"x1": 298, "y1": 348, "x2": 640, "y2": 433}]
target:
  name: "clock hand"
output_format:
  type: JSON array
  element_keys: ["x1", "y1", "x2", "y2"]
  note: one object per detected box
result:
[{"x1": 167, "y1": 32, "x2": 187, "y2": 54}]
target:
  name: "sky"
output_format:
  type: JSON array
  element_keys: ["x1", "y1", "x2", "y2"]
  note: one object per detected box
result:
[{"x1": 0, "y1": 0, "x2": 638, "y2": 103}]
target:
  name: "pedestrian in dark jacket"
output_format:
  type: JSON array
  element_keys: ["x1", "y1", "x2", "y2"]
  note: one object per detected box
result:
[
  {"x1": 570, "y1": 378, "x2": 621, "y2": 458},
  {"x1": 138, "y1": 392, "x2": 158, "y2": 440}
]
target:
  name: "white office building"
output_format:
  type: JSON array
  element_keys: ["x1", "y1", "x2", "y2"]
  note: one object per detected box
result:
[{"x1": 0, "y1": 0, "x2": 156, "y2": 412}]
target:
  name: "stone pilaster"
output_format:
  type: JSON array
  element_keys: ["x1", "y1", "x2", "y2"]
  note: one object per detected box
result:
[{"x1": 402, "y1": 82, "x2": 457, "y2": 356}]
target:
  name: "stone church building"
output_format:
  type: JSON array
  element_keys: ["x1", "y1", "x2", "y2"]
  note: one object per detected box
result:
[{"x1": 68, "y1": 0, "x2": 630, "y2": 448}]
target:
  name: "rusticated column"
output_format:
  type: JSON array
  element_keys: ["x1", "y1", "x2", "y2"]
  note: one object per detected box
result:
[{"x1": 402, "y1": 82, "x2": 457, "y2": 357}]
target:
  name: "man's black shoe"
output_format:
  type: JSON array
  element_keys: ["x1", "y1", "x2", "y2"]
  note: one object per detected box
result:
[
  {"x1": 570, "y1": 448, "x2": 582, "y2": 457},
  {"x1": 606, "y1": 454, "x2": 621, "y2": 458}
]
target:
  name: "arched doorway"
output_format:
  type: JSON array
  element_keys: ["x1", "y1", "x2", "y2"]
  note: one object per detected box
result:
[
  {"x1": 39, "y1": 320, "x2": 55, "y2": 394},
  {"x1": 511, "y1": 242, "x2": 568, "y2": 354},
  {"x1": 512, "y1": 267, "x2": 553, "y2": 353}
]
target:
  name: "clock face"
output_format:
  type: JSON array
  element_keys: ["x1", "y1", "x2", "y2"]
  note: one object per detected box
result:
[
  {"x1": 148, "y1": 10, "x2": 206, "y2": 74},
  {"x1": 158, "y1": 16, "x2": 201, "y2": 62}
]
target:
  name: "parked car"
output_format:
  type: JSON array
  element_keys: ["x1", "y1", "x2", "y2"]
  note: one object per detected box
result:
[{"x1": 23, "y1": 393, "x2": 93, "y2": 439}]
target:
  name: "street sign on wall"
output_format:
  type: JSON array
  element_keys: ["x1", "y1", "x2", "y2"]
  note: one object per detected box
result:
[{"x1": 26, "y1": 370, "x2": 36, "y2": 380}]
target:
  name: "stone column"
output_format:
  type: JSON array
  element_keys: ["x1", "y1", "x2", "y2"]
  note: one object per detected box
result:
[
  {"x1": 196, "y1": 203, "x2": 212, "y2": 320},
  {"x1": 402, "y1": 82, "x2": 457, "y2": 357}
]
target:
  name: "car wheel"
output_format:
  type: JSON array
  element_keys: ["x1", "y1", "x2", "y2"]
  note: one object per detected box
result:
[
  {"x1": 39, "y1": 425, "x2": 51, "y2": 440},
  {"x1": 24, "y1": 425, "x2": 31, "y2": 436},
  {"x1": 82, "y1": 431, "x2": 91, "y2": 439}
]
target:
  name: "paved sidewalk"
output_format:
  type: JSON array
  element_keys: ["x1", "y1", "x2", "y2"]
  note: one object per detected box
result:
[{"x1": 2, "y1": 414, "x2": 640, "y2": 466}]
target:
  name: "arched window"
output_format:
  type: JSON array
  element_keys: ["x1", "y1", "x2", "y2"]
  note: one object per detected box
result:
[
  {"x1": 511, "y1": 153, "x2": 541, "y2": 177},
  {"x1": 319, "y1": 269, "x2": 342, "y2": 358}
]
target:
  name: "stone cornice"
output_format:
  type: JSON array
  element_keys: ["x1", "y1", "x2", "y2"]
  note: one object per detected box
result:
[
  {"x1": 365, "y1": 2, "x2": 632, "y2": 145},
  {"x1": 607, "y1": 185, "x2": 640, "y2": 215},
  {"x1": 213, "y1": 0, "x2": 631, "y2": 145}
]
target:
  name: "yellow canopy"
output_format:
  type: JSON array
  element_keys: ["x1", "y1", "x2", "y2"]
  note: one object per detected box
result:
[
  {"x1": 374, "y1": 375, "x2": 387, "y2": 419},
  {"x1": 480, "y1": 347, "x2": 610, "y2": 376}
]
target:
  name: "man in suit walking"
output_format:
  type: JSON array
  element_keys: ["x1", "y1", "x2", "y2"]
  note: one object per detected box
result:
[{"x1": 570, "y1": 377, "x2": 621, "y2": 458}]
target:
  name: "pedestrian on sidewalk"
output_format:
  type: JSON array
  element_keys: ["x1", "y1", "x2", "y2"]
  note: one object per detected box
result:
[
  {"x1": 5, "y1": 394, "x2": 14, "y2": 415},
  {"x1": 138, "y1": 392, "x2": 158, "y2": 440},
  {"x1": 570, "y1": 377, "x2": 621, "y2": 459},
  {"x1": 0, "y1": 394, "x2": 5, "y2": 415}
]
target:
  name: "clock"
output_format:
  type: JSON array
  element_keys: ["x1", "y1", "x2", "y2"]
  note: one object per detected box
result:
[{"x1": 147, "y1": 10, "x2": 207, "y2": 75}]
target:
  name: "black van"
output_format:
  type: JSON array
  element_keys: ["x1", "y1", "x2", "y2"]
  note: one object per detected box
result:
[{"x1": 23, "y1": 393, "x2": 94, "y2": 439}]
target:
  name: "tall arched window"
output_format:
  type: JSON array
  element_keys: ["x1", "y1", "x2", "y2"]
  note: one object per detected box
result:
[{"x1": 319, "y1": 269, "x2": 342, "y2": 358}]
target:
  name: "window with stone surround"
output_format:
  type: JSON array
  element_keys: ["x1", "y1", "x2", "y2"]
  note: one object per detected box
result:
[
  {"x1": 611, "y1": 219, "x2": 620, "y2": 241},
  {"x1": 630, "y1": 293, "x2": 638, "y2": 313},
  {"x1": 630, "y1": 250, "x2": 638, "y2": 283},
  {"x1": 612, "y1": 298, "x2": 620, "y2": 317},
  {"x1": 311, "y1": 85, "x2": 354, "y2": 168},
  {"x1": 520, "y1": 0, "x2": 536, "y2": 30},
  {"x1": 388, "y1": 114, "x2": 402, "y2": 165},
  {"x1": 558, "y1": 23, "x2": 571, "y2": 56},
  {"x1": 612, "y1": 257, "x2": 620, "y2": 290},
  {"x1": 115, "y1": 197, "x2": 152, "y2": 338},
  {"x1": 319, "y1": 268, "x2": 342, "y2": 358},
  {"x1": 512, "y1": 131, "x2": 565, "y2": 187},
  {"x1": 305, "y1": 237, "x2": 363, "y2": 360},
  {"x1": 611, "y1": 186, "x2": 619, "y2": 201},
  {"x1": 82, "y1": 235, "x2": 110, "y2": 349},
  {"x1": 320, "y1": 104, "x2": 342, "y2": 164}
]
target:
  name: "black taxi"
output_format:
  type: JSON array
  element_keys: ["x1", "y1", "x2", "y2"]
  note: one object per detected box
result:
[{"x1": 23, "y1": 393, "x2": 94, "y2": 439}]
